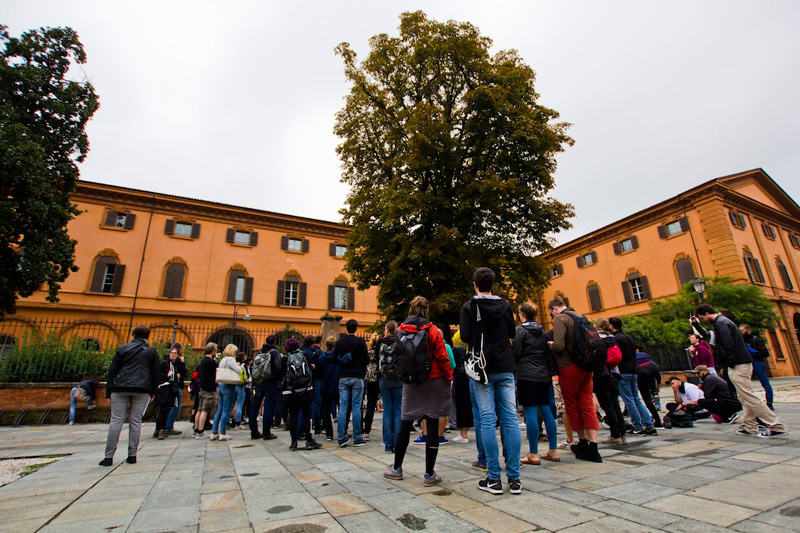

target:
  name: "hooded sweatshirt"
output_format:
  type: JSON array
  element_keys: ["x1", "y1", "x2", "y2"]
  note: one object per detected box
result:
[
  {"x1": 459, "y1": 295, "x2": 516, "y2": 374},
  {"x1": 512, "y1": 321, "x2": 552, "y2": 382}
]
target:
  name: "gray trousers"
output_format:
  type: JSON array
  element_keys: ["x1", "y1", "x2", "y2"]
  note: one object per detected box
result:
[{"x1": 104, "y1": 392, "x2": 151, "y2": 459}]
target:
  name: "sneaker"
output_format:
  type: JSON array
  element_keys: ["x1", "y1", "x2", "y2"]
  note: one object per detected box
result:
[
  {"x1": 384, "y1": 464, "x2": 403, "y2": 480},
  {"x1": 451, "y1": 435, "x2": 469, "y2": 444},
  {"x1": 736, "y1": 427, "x2": 757, "y2": 436},
  {"x1": 438, "y1": 436, "x2": 448, "y2": 445},
  {"x1": 423, "y1": 472, "x2": 442, "y2": 486},
  {"x1": 219, "y1": 434, "x2": 232, "y2": 441},
  {"x1": 167, "y1": 429, "x2": 182, "y2": 436},
  {"x1": 645, "y1": 427, "x2": 658, "y2": 436},
  {"x1": 353, "y1": 439, "x2": 367, "y2": 447},
  {"x1": 508, "y1": 478, "x2": 522, "y2": 494},
  {"x1": 194, "y1": 431, "x2": 206, "y2": 439},
  {"x1": 602, "y1": 436, "x2": 624, "y2": 445},
  {"x1": 305, "y1": 440, "x2": 322, "y2": 450},
  {"x1": 290, "y1": 441, "x2": 298, "y2": 451},
  {"x1": 98, "y1": 458, "x2": 113, "y2": 467},
  {"x1": 339, "y1": 437, "x2": 351, "y2": 448},
  {"x1": 413, "y1": 435, "x2": 426, "y2": 445},
  {"x1": 68, "y1": 421, "x2": 74, "y2": 426},
  {"x1": 727, "y1": 412, "x2": 741, "y2": 424},
  {"x1": 385, "y1": 446, "x2": 394, "y2": 454},
  {"x1": 326, "y1": 436, "x2": 333, "y2": 442},
  {"x1": 472, "y1": 460, "x2": 487, "y2": 471},
  {"x1": 209, "y1": 433, "x2": 219, "y2": 441},
  {"x1": 631, "y1": 428, "x2": 649, "y2": 435},
  {"x1": 621, "y1": 436, "x2": 629, "y2": 445},
  {"x1": 478, "y1": 477, "x2": 503, "y2": 495},
  {"x1": 757, "y1": 429, "x2": 787, "y2": 439},
  {"x1": 519, "y1": 422, "x2": 527, "y2": 430},
  {"x1": 558, "y1": 440, "x2": 574, "y2": 449}
]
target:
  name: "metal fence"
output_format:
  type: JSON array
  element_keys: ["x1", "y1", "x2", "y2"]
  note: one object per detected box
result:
[
  {"x1": 0, "y1": 317, "x2": 355, "y2": 383},
  {"x1": 648, "y1": 347, "x2": 694, "y2": 372}
]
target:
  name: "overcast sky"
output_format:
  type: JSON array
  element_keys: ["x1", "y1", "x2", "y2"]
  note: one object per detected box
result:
[{"x1": 5, "y1": 1, "x2": 800, "y2": 246}]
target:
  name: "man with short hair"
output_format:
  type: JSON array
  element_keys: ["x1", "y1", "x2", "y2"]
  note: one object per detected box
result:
[
  {"x1": 609, "y1": 317, "x2": 657, "y2": 436},
  {"x1": 310, "y1": 335, "x2": 325, "y2": 434},
  {"x1": 460, "y1": 267, "x2": 522, "y2": 495},
  {"x1": 693, "y1": 305, "x2": 786, "y2": 438},
  {"x1": 695, "y1": 365, "x2": 742, "y2": 423},
  {"x1": 333, "y1": 319, "x2": 369, "y2": 447},
  {"x1": 664, "y1": 376, "x2": 706, "y2": 424},
  {"x1": 249, "y1": 335, "x2": 281, "y2": 440},
  {"x1": 100, "y1": 325, "x2": 160, "y2": 466},
  {"x1": 194, "y1": 343, "x2": 219, "y2": 439}
]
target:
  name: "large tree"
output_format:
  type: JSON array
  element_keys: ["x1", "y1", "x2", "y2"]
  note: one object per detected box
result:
[
  {"x1": 335, "y1": 11, "x2": 574, "y2": 323},
  {"x1": 0, "y1": 26, "x2": 99, "y2": 315}
]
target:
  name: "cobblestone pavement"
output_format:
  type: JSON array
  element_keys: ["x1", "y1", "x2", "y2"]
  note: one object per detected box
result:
[{"x1": 0, "y1": 380, "x2": 799, "y2": 533}]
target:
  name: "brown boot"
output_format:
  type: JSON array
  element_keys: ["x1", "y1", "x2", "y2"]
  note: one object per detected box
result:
[
  {"x1": 157, "y1": 430, "x2": 165, "y2": 440},
  {"x1": 541, "y1": 449, "x2": 561, "y2": 462}
]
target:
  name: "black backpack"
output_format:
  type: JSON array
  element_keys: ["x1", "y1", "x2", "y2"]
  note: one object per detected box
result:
[
  {"x1": 564, "y1": 311, "x2": 607, "y2": 373},
  {"x1": 379, "y1": 338, "x2": 399, "y2": 379},
  {"x1": 285, "y1": 350, "x2": 312, "y2": 391},
  {"x1": 395, "y1": 322, "x2": 432, "y2": 385}
]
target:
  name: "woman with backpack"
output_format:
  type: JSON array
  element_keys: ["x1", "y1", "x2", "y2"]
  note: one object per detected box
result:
[
  {"x1": 281, "y1": 338, "x2": 322, "y2": 451},
  {"x1": 384, "y1": 296, "x2": 452, "y2": 487},
  {"x1": 376, "y1": 321, "x2": 402, "y2": 453},
  {"x1": 513, "y1": 303, "x2": 560, "y2": 464},
  {"x1": 317, "y1": 337, "x2": 340, "y2": 442}
]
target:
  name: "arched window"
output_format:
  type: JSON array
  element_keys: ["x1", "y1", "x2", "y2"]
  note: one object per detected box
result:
[
  {"x1": 90, "y1": 256, "x2": 126, "y2": 294},
  {"x1": 587, "y1": 284, "x2": 603, "y2": 312},
  {"x1": 743, "y1": 251, "x2": 765, "y2": 284},
  {"x1": 675, "y1": 258, "x2": 696, "y2": 287},
  {"x1": 0, "y1": 334, "x2": 16, "y2": 355},
  {"x1": 227, "y1": 269, "x2": 253, "y2": 304},
  {"x1": 162, "y1": 263, "x2": 186, "y2": 299},
  {"x1": 776, "y1": 258, "x2": 793, "y2": 291},
  {"x1": 277, "y1": 275, "x2": 306, "y2": 307},
  {"x1": 622, "y1": 272, "x2": 650, "y2": 304},
  {"x1": 329, "y1": 280, "x2": 354, "y2": 311}
]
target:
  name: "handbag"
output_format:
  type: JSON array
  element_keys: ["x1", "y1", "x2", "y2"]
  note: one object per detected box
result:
[
  {"x1": 464, "y1": 302, "x2": 489, "y2": 385},
  {"x1": 73, "y1": 387, "x2": 89, "y2": 402},
  {"x1": 216, "y1": 366, "x2": 242, "y2": 385}
]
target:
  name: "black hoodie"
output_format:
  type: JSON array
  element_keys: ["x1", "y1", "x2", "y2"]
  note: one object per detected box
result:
[
  {"x1": 459, "y1": 295, "x2": 516, "y2": 374},
  {"x1": 512, "y1": 321, "x2": 552, "y2": 382}
]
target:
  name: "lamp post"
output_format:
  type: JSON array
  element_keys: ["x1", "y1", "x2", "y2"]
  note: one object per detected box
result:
[
  {"x1": 231, "y1": 305, "x2": 250, "y2": 347},
  {"x1": 692, "y1": 278, "x2": 706, "y2": 304}
]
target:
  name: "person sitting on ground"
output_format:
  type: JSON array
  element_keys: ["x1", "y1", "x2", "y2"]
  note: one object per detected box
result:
[
  {"x1": 664, "y1": 376, "x2": 708, "y2": 426},
  {"x1": 695, "y1": 365, "x2": 742, "y2": 424}
]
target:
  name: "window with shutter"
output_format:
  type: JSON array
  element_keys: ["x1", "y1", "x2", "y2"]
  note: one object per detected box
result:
[
  {"x1": 286, "y1": 237, "x2": 302, "y2": 251},
  {"x1": 332, "y1": 280, "x2": 348, "y2": 310},
  {"x1": 588, "y1": 285, "x2": 602, "y2": 312},
  {"x1": 675, "y1": 258, "x2": 696, "y2": 286},
  {"x1": 103, "y1": 211, "x2": 134, "y2": 230},
  {"x1": 162, "y1": 263, "x2": 185, "y2": 298},
  {"x1": 743, "y1": 252, "x2": 765, "y2": 284},
  {"x1": 619, "y1": 237, "x2": 636, "y2": 253},
  {"x1": 109, "y1": 265, "x2": 126, "y2": 294},
  {"x1": 776, "y1": 259, "x2": 793, "y2": 290},
  {"x1": 625, "y1": 273, "x2": 648, "y2": 302},
  {"x1": 550, "y1": 264, "x2": 563, "y2": 278},
  {"x1": 729, "y1": 210, "x2": 741, "y2": 228},
  {"x1": 227, "y1": 270, "x2": 246, "y2": 302},
  {"x1": 790, "y1": 234, "x2": 800, "y2": 249},
  {"x1": 91, "y1": 257, "x2": 116, "y2": 293},
  {"x1": 165, "y1": 219, "x2": 175, "y2": 235},
  {"x1": 299, "y1": 282, "x2": 307, "y2": 308},
  {"x1": 283, "y1": 276, "x2": 300, "y2": 306}
]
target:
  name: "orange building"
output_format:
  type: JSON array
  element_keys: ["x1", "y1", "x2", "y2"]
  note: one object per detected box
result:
[
  {"x1": 539, "y1": 169, "x2": 800, "y2": 376},
  {"x1": 6, "y1": 181, "x2": 380, "y2": 355}
]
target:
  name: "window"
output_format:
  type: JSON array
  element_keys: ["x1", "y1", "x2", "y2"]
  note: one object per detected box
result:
[
  {"x1": 282, "y1": 236, "x2": 309, "y2": 253},
  {"x1": 767, "y1": 330, "x2": 785, "y2": 360},
  {"x1": 743, "y1": 251, "x2": 765, "y2": 284},
  {"x1": 550, "y1": 264, "x2": 564, "y2": 278},
  {"x1": 587, "y1": 284, "x2": 603, "y2": 312},
  {"x1": 658, "y1": 217, "x2": 689, "y2": 239},
  {"x1": 226, "y1": 229, "x2": 258, "y2": 246},
  {"x1": 277, "y1": 276, "x2": 306, "y2": 307},
  {"x1": 226, "y1": 270, "x2": 253, "y2": 303},
  {"x1": 761, "y1": 222, "x2": 777, "y2": 240},
  {"x1": 776, "y1": 258, "x2": 794, "y2": 290},
  {"x1": 330, "y1": 243, "x2": 347, "y2": 257},
  {"x1": 329, "y1": 280, "x2": 355, "y2": 311},
  {"x1": 90, "y1": 256, "x2": 126, "y2": 294},
  {"x1": 790, "y1": 234, "x2": 800, "y2": 249},
  {"x1": 0, "y1": 335, "x2": 16, "y2": 356},
  {"x1": 81, "y1": 338, "x2": 101, "y2": 351},
  {"x1": 729, "y1": 210, "x2": 747, "y2": 229},
  {"x1": 162, "y1": 263, "x2": 186, "y2": 299},
  {"x1": 613, "y1": 236, "x2": 639, "y2": 255},
  {"x1": 675, "y1": 258, "x2": 696, "y2": 286},
  {"x1": 165, "y1": 219, "x2": 201, "y2": 238},
  {"x1": 576, "y1": 251, "x2": 597, "y2": 268},
  {"x1": 103, "y1": 210, "x2": 135, "y2": 229},
  {"x1": 622, "y1": 273, "x2": 650, "y2": 304}
]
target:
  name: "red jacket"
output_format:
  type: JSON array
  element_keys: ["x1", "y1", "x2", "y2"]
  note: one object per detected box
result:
[{"x1": 397, "y1": 319, "x2": 453, "y2": 385}]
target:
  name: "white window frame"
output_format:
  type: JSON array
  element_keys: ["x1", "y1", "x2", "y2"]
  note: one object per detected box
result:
[
  {"x1": 630, "y1": 277, "x2": 645, "y2": 302},
  {"x1": 287, "y1": 238, "x2": 302, "y2": 251},
  {"x1": 284, "y1": 280, "x2": 299, "y2": 306},
  {"x1": 174, "y1": 222, "x2": 193, "y2": 237},
  {"x1": 582, "y1": 253, "x2": 594, "y2": 266}
]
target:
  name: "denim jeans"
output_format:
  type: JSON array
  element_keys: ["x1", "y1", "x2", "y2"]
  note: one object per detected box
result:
[
  {"x1": 380, "y1": 377, "x2": 403, "y2": 449},
  {"x1": 212, "y1": 384, "x2": 235, "y2": 434},
  {"x1": 469, "y1": 379, "x2": 486, "y2": 465},
  {"x1": 69, "y1": 387, "x2": 94, "y2": 423},
  {"x1": 618, "y1": 373, "x2": 653, "y2": 430},
  {"x1": 249, "y1": 381, "x2": 278, "y2": 436},
  {"x1": 337, "y1": 377, "x2": 364, "y2": 443},
  {"x1": 234, "y1": 384, "x2": 246, "y2": 422},
  {"x1": 472, "y1": 372, "x2": 521, "y2": 480},
  {"x1": 311, "y1": 379, "x2": 323, "y2": 431},
  {"x1": 166, "y1": 386, "x2": 182, "y2": 430},
  {"x1": 751, "y1": 360, "x2": 774, "y2": 405}
]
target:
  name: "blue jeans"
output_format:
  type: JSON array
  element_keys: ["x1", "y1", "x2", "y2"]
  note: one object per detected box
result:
[
  {"x1": 212, "y1": 384, "x2": 236, "y2": 434},
  {"x1": 619, "y1": 373, "x2": 653, "y2": 430},
  {"x1": 69, "y1": 387, "x2": 94, "y2": 423},
  {"x1": 311, "y1": 379, "x2": 323, "y2": 431},
  {"x1": 234, "y1": 384, "x2": 246, "y2": 422},
  {"x1": 751, "y1": 360, "x2": 774, "y2": 405},
  {"x1": 469, "y1": 379, "x2": 486, "y2": 464},
  {"x1": 250, "y1": 382, "x2": 278, "y2": 436},
  {"x1": 166, "y1": 386, "x2": 182, "y2": 430},
  {"x1": 472, "y1": 373, "x2": 521, "y2": 481},
  {"x1": 380, "y1": 378, "x2": 403, "y2": 449},
  {"x1": 337, "y1": 377, "x2": 364, "y2": 443}
]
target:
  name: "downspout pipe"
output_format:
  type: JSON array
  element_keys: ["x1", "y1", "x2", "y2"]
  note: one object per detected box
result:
[{"x1": 128, "y1": 193, "x2": 156, "y2": 337}]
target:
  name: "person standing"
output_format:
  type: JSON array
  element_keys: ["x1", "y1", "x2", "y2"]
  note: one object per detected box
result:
[
  {"x1": 164, "y1": 343, "x2": 185, "y2": 435},
  {"x1": 609, "y1": 317, "x2": 657, "y2": 436},
  {"x1": 99, "y1": 325, "x2": 160, "y2": 466},
  {"x1": 460, "y1": 267, "x2": 522, "y2": 495},
  {"x1": 69, "y1": 376, "x2": 97, "y2": 425},
  {"x1": 693, "y1": 305, "x2": 786, "y2": 438},
  {"x1": 740, "y1": 324, "x2": 774, "y2": 410},
  {"x1": 362, "y1": 335, "x2": 381, "y2": 441},
  {"x1": 154, "y1": 348, "x2": 177, "y2": 440},
  {"x1": 593, "y1": 318, "x2": 627, "y2": 446},
  {"x1": 450, "y1": 330, "x2": 474, "y2": 444},
  {"x1": 281, "y1": 338, "x2": 322, "y2": 451},
  {"x1": 210, "y1": 344, "x2": 241, "y2": 441},
  {"x1": 194, "y1": 343, "x2": 218, "y2": 439},
  {"x1": 635, "y1": 347, "x2": 662, "y2": 427},
  {"x1": 333, "y1": 319, "x2": 369, "y2": 447},
  {"x1": 376, "y1": 321, "x2": 402, "y2": 453},
  {"x1": 249, "y1": 335, "x2": 281, "y2": 440},
  {"x1": 688, "y1": 334, "x2": 716, "y2": 375}
]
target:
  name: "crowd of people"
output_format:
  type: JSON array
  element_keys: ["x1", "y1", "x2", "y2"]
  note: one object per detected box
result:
[{"x1": 93, "y1": 268, "x2": 786, "y2": 497}]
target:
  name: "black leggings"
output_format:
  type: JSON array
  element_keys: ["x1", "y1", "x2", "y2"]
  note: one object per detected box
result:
[
  {"x1": 594, "y1": 378, "x2": 626, "y2": 438},
  {"x1": 362, "y1": 381, "x2": 380, "y2": 435},
  {"x1": 156, "y1": 402, "x2": 171, "y2": 431},
  {"x1": 637, "y1": 365, "x2": 662, "y2": 427},
  {"x1": 393, "y1": 416, "x2": 439, "y2": 476},
  {"x1": 286, "y1": 397, "x2": 312, "y2": 443}
]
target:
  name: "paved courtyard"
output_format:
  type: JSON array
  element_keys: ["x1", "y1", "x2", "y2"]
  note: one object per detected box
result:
[{"x1": 1, "y1": 381, "x2": 799, "y2": 533}]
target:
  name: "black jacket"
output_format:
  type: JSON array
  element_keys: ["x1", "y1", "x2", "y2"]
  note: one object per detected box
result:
[
  {"x1": 512, "y1": 322, "x2": 552, "y2": 382},
  {"x1": 459, "y1": 296, "x2": 516, "y2": 374},
  {"x1": 742, "y1": 333, "x2": 769, "y2": 361},
  {"x1": 258, "y1": 343, "x2": 283, "y2": 384},
  {"x1": 700, "y1": 372, "x2": 734, "y2": 401},
  {"x1": 77, "y1": 378, "x2": 97, "y2": 402},
  {"x1": 333, "y1": 334, "x2": 369, "y2": 379},
  {"x1": 713, "y1": 315, "x2": 753, "y2": 368},
  {"x1": 106, "y1": 338, "x2": 160, "y2": 397},
  {"x1": 614, "y1": 330, "x2": 637, "y2": 374}
]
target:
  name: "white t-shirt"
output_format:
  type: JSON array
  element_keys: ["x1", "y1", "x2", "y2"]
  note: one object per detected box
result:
[{"x1": 678, "y1": 382, "x2": 704, "y2": 402}]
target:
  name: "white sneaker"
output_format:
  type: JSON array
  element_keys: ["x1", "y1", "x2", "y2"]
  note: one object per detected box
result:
[
  {"x1": 451, "y1": 435, "x2": 469, "y2": 444},
  {"x1": 219, "y1": 434, "x2": 233, "y2": 441},
  {"x1": 68, "y1": 421, "x2": 74, "y2": 426},
  {"x1": 519, "y1": 423, "x2": 527, "y2": 430},
  {"x1": 209, "y1": 433, "x2": 219, "y2": 441}
]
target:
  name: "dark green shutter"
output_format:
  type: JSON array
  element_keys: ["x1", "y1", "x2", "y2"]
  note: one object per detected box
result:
[
  {"x1": 576, "y1": 256, "x2": 584, "y2": 268},
  {"x1": 631, "y1": 235, "x2": 639, "y2": 249},
  {"x1": 162, "y1": 264, "x2": 176, "y2": 297},
  {"x1": 244, "y1": 277, "x2": 253, "y2": 304},
  {"x1": 227, "y1": 272, "x2": 238, "y2": 302},
  {"x1": 302, "y1": 239, "x2": 310, "y2": 253},
  {"x1": 105, "y1": 211, "x2": 117, "y2": 226},
  {"x1": 191, "y1": 223, "x2": 201, "y2": 238},
  {"x1": 753, "y1": 259, "x2": 765, "y2": 283},
  {"x1": 591, "y1": 251, "x2": 598, "y2": 264},
  {"x1": 657, "y1": 225, "x2": 667, "y2": 239},
  {"x1": 299, "y1": 282, "x2": 307, "y2": 308},
  {"x1": 281, "y1": 236, "x2": 289, "y2": 250},
  {"x1": 110, "y1": 265, "x2": 125, "y2": 294},
  {"x1": 613, "y1": 242, "x2": 622, "y2": 255},
  {"x1": 588, "y1": 285, "x2": 602, "y2": 312},
  {"x1": 123, "y1": 213, "x2": 136, "y2": 229},
  {"x1": 640, "y1": 276, "x2": 651, "y2": 300},
  {"x1": 328, "y1": 285, "x2": 335, "y2": 309},
  {"x1": 679, "y1": 217, "x2": 690, "y2": 232},
  {"x1": 165, "y1": 219, "x2": 175, "y2": 235},
  {"x1": 226, "y1": 229, "x2": 235, "y2": 243},
  {"x1": 277, "y1": 280, "x2": 285, "y2": 306},
  {"x1": 249, "y1": 232, "x2": 258, "y2": 246},
  {"x1": 90, "y1": 258, "x2": 109, "y2": 292},
  {"x1": 557, "y1": 264, "x2": 564, "y2": 275},
  {"x1": 330, "y1": 243, "x2": 336, "y2": 256},
  {"x1": 676, "y1": 258, "x2": 695, "y2": 286},
  {"x1": 348, "y1": 287, "x2": 355, "y2": 311},
  {"x1": 622, "y1": 281, "x2": 632, "y2": 304}
]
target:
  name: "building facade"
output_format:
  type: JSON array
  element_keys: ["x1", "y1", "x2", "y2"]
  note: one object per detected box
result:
[
  {"x1": 539, "y1": 169, "x2": 800, "y2": 376},
  {"x1": 5, "y1": 181, "x2": 381, "y2": 356}
]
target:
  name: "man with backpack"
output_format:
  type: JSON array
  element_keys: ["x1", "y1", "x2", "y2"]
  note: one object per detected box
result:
[
  {"x1": 333, "y1": 319, "x2": 369, "y2": 447},
  {"x1": 281, "y1": 338, "x2": 321, "y2": 451},
  {"x1": 249, "y1": 335, "x2": 282, "y2": 440},
  {"x1": 610, "y1": 317, "x2": 657, "y2": 436},
  {"x1": 459, "y1": 267, "x2": 522, "y2": 495},
  {"x1": 547, "y1": 299, "x2": 602, "y2": 463},
  {"x1": 376, "y1": 320, "x2": 402, "y2": 453}
]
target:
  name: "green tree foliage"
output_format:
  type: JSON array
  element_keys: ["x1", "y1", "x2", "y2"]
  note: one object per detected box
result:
[
  {"x1": 334, "y1": 11, "x2": 574, "y2": 323},
  {"x1": 0, "y1": 26, "x2": 99, "y2": 315}
]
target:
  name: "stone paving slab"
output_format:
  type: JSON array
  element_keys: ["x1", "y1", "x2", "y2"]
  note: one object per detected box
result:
[{"x1": 0, "y1": 392, "x2": 798, "y2": 532}]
